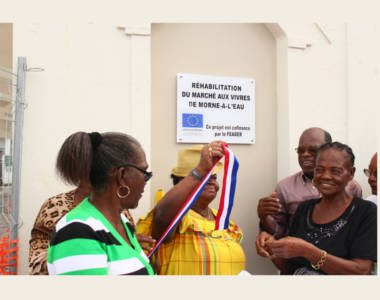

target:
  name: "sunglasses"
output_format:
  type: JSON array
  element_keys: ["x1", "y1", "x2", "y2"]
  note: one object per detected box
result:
[
  {"x1": 294, "y1": 146, "x2": 320, "y2": 155},
  {"x1": 121, "y1": 164, "x2": 153, "y2": 182}
]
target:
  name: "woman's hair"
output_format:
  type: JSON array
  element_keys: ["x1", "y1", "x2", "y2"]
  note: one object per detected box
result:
[
  {"x1": 56, "y1": 131, "x2": 93, "y2": 186},
  {"x1": 56, "y1": 131, "x2": 141, "y2": 193},
  {"x1": 170, "y1": 174, "x2": 184, "y2": 186},
  {"x1": 316, "y1": 141, "x2": 355, "y2": 166},
  {"x1": 89, "y1": 132, "x2": 141, "y2": 194}
]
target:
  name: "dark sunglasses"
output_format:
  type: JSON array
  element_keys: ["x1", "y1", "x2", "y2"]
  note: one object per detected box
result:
[
  {"x1": 121, "y1": 164, "x2": 153, "y2": 182},
  {"x1": 294, "y1": 146, "x2": 319, "y2": 155}
]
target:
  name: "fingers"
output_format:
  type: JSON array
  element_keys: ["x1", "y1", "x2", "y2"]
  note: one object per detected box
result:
[
  {"x1": 258, "y1": 231, "x2": 270, "y2": 247},
  {"x1": 258, "y1": 195, "x2": 282, "y2": 218},
  {"x1": 136, "y1": 234, "x2": 156, "y2": 252},
  {"x1": 255, "y1": 237, "x2": 271, "y2": 257},
  {"x1": 265, "y1": 240, "x2": 284, "y2": 257},
  {"x1": 198, "y1": 141, "x2": 226, "y2": 174},
  {"x1": 208, "y1": 141, "x2": 225, "y2": 159},
  {"x1": 255, "y1": 232, "x2": 273, "y2": 258},
  {"x1": 136, "y1": 234, "x2": 156, "y2": 244}
]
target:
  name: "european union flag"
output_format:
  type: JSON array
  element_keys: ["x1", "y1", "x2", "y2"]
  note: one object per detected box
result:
[{"x1": 182, "y1": 113, "x2": 203, "y2": 128}]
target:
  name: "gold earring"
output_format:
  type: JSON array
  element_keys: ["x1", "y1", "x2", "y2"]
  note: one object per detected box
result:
[
  {"x1": 312, "y1": 178, "x2": 316, "y2": 186},
  {"x1": 117, "y1": 185, "x2": 130, "y2": 198}
]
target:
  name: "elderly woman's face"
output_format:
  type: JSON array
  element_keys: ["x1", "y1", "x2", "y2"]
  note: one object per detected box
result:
[
  {"x1": 313, "y1": 148, "x2": 354, "y2": 197},
  {"x1": 199, "y1": 174, "x2": 219, "y2": 202}
]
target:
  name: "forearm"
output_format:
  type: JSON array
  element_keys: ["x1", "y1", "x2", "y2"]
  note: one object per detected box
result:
[
  {"x1": 270, "y1": 257, "x2": 295, "y2": 274},
  {"x1": 259, "y1": 216, "x2": 276, "y2": 235},
  {"x1": 29, "y1": 236, "x2": 49, "y2": 275},
  {"x1": 303, "y1": 244, "x2": 372, "y2": 275},
  {"x1": 152, "y1": 171, "x2": 205, "y2": 240}
]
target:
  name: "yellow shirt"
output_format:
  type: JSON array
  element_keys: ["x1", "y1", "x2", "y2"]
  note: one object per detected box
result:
[{"x1": 136, "y1": 209, "x2": 246, "y2": 275}]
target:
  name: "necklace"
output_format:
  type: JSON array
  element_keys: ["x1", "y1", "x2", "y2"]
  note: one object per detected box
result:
[
  {"x1": 193, "y1": 206, "x2": 213, "y2": 220},
  {"x1": 206, "y1": 208, "x2": 214, "y2": 220}
]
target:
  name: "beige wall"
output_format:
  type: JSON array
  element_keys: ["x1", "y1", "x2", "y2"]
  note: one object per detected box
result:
[
  {"x1": 0, "y1": 23, "x2": 13, "y2": 138},
  {"x1": 277, "y1": 23, "x2": 378, "y2": 197},
  {"x1": 151, "y1": 23, "x2": 278, "y2": 274},
  {"x1": 14, "y1": 23, "x2": 151, "y2": 274},
  {"x1": 10, "y1": 22, "x2": 379, "y2": 275}
]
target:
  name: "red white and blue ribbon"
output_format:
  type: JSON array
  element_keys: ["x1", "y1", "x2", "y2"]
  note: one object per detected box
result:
[
  {"x1": 215, "y1": 145, "x2": 239, "y2": 230},
  {"x1": 148, "y1": 143, "x2": 239, "y2": 258}
]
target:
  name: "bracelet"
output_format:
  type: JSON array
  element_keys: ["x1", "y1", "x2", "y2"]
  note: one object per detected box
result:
[
  {"x1": 189, "y1": 168, "x2": 204, "y2": 181},
  {"x1": 311, "y1": 250, "x2": 327, "y2": 270}
]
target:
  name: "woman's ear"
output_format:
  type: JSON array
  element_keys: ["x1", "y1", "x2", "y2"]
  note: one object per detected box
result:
[
  {"x1": 349, "y1": 166, "x2": 356, "y2": 180},
  {"x1": 115, "y1": 167, "x2": 128, "y2": 187}
]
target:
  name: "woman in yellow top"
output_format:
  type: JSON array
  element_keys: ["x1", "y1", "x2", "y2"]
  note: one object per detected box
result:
[{"x1": 137, "y1": 144, "x2": 246, "y2": 275}]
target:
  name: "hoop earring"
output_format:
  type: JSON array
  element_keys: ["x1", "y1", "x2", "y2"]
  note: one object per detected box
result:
[{"x1": 117, "y1": 185, "x2": 130, "y2": 198}]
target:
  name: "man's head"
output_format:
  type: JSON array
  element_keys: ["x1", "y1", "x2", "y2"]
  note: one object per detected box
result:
[{"x1": 296, "y1": 127, "x2": 332, "y2": 179}]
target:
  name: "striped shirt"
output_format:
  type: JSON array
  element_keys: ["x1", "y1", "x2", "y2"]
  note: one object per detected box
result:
[
  {"x1": 47, "y1": 198, "x2": 154, "y2": 275},
  {"x1": 137, "y1": 208, "x2": 245, "y2": 275}
]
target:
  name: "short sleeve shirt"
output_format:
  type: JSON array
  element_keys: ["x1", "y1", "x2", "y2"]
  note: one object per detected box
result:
[
  {"x1": 47, "y1": 198, "x2": 154, "y2": 275},
  {"x1": 273, "y1": 172, "x2": 363, "y2": 238},
  {"x1": 288, "y1": 197, "x2": 377, "y2": 273}
]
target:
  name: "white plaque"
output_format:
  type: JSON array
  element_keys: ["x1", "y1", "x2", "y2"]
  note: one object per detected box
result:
[{"x1": 177, "y1": 73, "x2": 255, "y2": 144}]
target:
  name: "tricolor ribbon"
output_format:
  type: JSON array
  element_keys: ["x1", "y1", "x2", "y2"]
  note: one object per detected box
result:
[
  {"x1": 148, "y1": 143, "x2": 239, "y2": 258},
  {"x1": 215, "y1": 144, "x2": 239, "y2": 230}
]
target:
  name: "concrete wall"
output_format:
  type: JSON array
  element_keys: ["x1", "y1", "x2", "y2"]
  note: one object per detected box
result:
[
  {"x1": 13, "y1": 23, "x2": 151, "y2": 274},
  {"x1": 276, "y1": 23, "x2": 378, "y2": 197},
  {"x1": 9, "y1": 22, "x2": 379, "y2": 275},
  {"x1": 151, "y1": 23, "x2": 278, "y2": 274},
  {"x1": 0, "y1": 23, "x2": 13, "y2": 143}
]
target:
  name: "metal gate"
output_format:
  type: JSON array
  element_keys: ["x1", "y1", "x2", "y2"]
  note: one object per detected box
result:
[{"x1": 0, "y1": 57, "x2": 27, "y2": 274}]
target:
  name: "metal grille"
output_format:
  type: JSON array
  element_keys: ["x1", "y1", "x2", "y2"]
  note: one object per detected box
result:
[{"x1": 0, "y1": 57, "x2": 26, "y2": 274}]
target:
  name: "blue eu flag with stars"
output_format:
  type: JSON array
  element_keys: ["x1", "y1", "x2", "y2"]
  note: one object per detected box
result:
[{"x1": 182, "y1": 114, "x2": 203, "y2": 128}]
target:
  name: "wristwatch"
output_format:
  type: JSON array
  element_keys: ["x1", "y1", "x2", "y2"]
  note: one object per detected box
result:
[{"x1": 189, "y1": 168, "x2": 204, "y2": 181}]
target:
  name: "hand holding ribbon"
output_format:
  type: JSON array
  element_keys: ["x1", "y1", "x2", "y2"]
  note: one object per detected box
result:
[{"x1": 148, "y1": 141, "x2": 239, "y2": 258}]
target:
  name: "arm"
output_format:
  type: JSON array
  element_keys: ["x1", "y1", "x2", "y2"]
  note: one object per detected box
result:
[
  {"x1": 267, "y1": 237, "x2": 373, "y2": 275},
  {"x1": 270, "y1": 186, "x2": 289, "y2": 238},
  {"x1": 257, "y1": 192, "x2": 281, "y2": 234},
  {"x1": 151, "y1": 141, "x2": 224, "y2": 242},
  {"x1": 29, "y1": 226, "x2": 50, "y2": 275},
  {"x1": 29, "y1": 197, "x2": 63, "y2": 275}
]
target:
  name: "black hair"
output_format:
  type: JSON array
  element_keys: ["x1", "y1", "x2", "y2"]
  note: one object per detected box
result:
[
  {"x1": 171, "y1": 174, "x2": 184, "y2": 186},
  {"x1": 56, "y1": 131, "x2": 92, "y2": 186},
  {"x1": 316, "y1": 141, "x2": 355, "y2": 166},
  {"x1": 323, "y1": 130, "x2": 332, "y2": 144},
  {"x1": 89, "y1": 132, "x2": 141, "y2": 194},
  {"x1": 56, "y1": 132, "x2": 141, "y2": 193}
]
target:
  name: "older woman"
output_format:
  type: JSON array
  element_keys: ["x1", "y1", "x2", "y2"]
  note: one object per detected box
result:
[
  {"x1": 29, "y1": 132, "x2": 152, "y2": 275},
  {"x1": 137, "y1": 144, "x2": 246, "y2": 275},
  {"x1": 256, "y1": 142, "x2": 377, "y2": 275},
  {"x1": 47, "y1": 134, "x2": 226, "y2": 275}
]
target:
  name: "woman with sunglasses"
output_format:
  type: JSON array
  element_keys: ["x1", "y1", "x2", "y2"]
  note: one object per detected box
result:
[
  {"x1": 29, "y1": 131, "x2": 154, "y2": 275},
  {"x1": 47, "y1": 132, "x2": 224, "y2": 275}
]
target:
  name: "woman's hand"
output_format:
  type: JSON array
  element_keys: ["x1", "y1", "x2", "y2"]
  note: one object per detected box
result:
[
  {"x1": 266, "y1": 236, "x2": 311, "y2": 259},
  {"x1": 255, "y1": 231, "x2": 275, "y2": 257},
  {"x1": 196, "y1": 141, "x2": 225, "y2": 176},
  {"x1": 136, "y1": 234, "x2": 156, "y2": 252}
]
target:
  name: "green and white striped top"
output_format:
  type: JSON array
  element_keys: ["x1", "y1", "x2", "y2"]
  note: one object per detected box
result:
[{"x1": 47, "y1": 198, "x2": 154, "y2": 275}]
